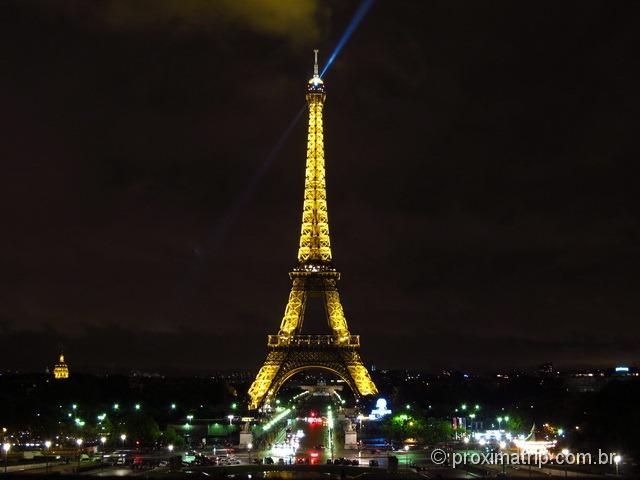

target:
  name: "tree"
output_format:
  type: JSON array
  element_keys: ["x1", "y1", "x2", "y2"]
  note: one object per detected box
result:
[
  {"x1": 125, "y1": 414, "x2": 161, "y2": 444},
  {"x1": 163, "y1": 427, "x2": 185, "y2": 446}
]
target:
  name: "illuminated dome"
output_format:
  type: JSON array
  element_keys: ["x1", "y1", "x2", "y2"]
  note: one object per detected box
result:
[{"x1": 53, "y1": 353, "x2": 69, "y2": 380}]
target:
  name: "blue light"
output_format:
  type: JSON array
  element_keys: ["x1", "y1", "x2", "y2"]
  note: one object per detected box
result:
[
  {"x1": 615, "y1": 366, "x2": 629, "y2": 372},
  {"x1": 320, "y1": 0, "x2": 376, "y2": 78},
  {"x1": 369, "y1": 397, "x2": 391, "y2": 420}
]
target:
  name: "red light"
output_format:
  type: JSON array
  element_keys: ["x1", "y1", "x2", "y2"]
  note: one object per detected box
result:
[
  {"x1": 310, "y1": 452, "x2": 319, "y2": 457},
  {"x1": 310, "y1": 411, "x2": 316, "y2": 417}
]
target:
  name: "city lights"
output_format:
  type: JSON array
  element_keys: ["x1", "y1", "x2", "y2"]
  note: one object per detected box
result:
[{"x1": 263, "y1": 408, "x2": 291, "y2": 431}]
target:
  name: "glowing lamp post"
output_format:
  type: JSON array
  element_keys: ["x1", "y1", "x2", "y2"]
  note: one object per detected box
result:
[
  {"x1": 499, "y1": 441, "x2": 507, "y2": 475},
  {"x1": 44, "y1": 441, "x2": 52, "y2": 473},
  {"x1": 247, "y1": 442, "x2": 252, "y2": 462},
  {"x1": 168, "y1": 444, "x2": 174, "y2": 452},
  {"x1": 561, "y1": 449, "x2": 570, "y2": 477},
  {"x1": 614, "y1": 455, "x2": 621, "y2": 476},
  {"x1": 120, "y1": 433, "x2": 127, "y2": 446},
  {"x1": 76, "y1": 438, "x2": 83, "y2": 473},
  {"x1": 227, "y1": 415, "x2": 234, "y2": 426},
  {"x1": 99, "y1": 436, "x2": 107, "y2": 469},
  {"x1": 404, "y1": 445, "x2": 409, "y2": 468},
  {"x1": 3, "y1": 443, "x2": 11, "y2": 473}
]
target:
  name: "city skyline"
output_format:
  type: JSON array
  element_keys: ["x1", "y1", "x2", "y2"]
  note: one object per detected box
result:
[{"x1": 1, "y1": 1, "x2": 639, "y2": 373}]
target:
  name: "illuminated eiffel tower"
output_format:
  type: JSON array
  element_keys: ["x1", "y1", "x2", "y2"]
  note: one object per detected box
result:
[{"x1": 248, "y1": 51, "x2": 378, "y2": 410}]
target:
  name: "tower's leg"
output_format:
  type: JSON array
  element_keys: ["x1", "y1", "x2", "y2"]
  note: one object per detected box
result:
[
  {"x1": 342, "y1": 351, "x2": 378, "y2": 397},
  {"x1": 324, "y1": 290, "x2": 351, "y2": 342},
  {"x1": 247, "y1": 351, "x2": 285, "y2": 410},
  {"x1": 277, "y1": 281, "x2": 307, "y2": 337}
]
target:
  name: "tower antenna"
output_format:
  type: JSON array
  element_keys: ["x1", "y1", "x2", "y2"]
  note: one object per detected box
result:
[{"x1": 313, "y1": 49, "x2": 319, "y2": 77}]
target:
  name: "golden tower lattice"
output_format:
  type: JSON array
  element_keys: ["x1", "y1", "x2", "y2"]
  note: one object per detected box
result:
[{"x1": 248, "y1": 51, "x2": 378, "y2": 410}]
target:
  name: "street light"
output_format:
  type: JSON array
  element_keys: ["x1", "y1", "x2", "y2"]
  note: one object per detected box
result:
[
  {"x1": 3, "y1": 443, "x2": 11, "y2": 473},
  {"x1": 120, "y1": 433, "x2": 127, "y2": 446},
  {"x1": 227, "y1": 415, "x2": 234, "y2": 426},
  {"x1": 614, "y1": 454, "x2": 621, "y2": 476},
  {"x1": 404, "y1": 445, "x2": 410, "y2": 468},
  {"x1": 497, "y1": 416, "x2": 503, "y2": 429},
  {"x1": 168, "y1": 444, "x2": 174, "y2": 452},
  {"x1": 499, "y1": 441, "x2": 507, "y2": 476},
  {"x1": 44, "y1": 441, "x2": 52, "y2": 473},
  {"x1": 561, "y1": 449, "x2": 570, "y2": 478},
  {"x1": 247, "y1": 442, "x2": 252, "y2": 462},
  {"x1": 76, "y1": 438, "x2": 83, "y2": 473}
]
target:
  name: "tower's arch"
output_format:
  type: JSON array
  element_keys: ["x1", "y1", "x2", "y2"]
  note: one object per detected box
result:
[{"x1": 266, "y1": 364, "x2": 359, "y2": 406}]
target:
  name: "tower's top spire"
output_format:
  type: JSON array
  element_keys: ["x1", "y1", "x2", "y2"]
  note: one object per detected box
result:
[
  {"x1": 313, "y1": 49, "x2": 319, "y2": 76},
  {"x1": 308, "y1": 49, "x2": 324, "y2": 93}
]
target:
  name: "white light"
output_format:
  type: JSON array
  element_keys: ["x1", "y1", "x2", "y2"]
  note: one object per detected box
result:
[
  {"x1": 120, "y1": 434, "x2": 127, "y2": 441},
  {"x1": 562, "y1": 448, "x2": 569, "y2": 456},
  {"x1": 479, "y1": 439, "x2": 486, "y2": 446},
  {"x1": 2, "y1": 443, "x2": 10, "y2": 453},
  {"x1": 463, "y1": 437, "x2": 470, "y2": 444},
  {"x1": 168, "y1": 444, "x2": 174, "y2": 452},
  {"x1": 247, "y1": 443, "x2": 253, "y2": 450},
  {"x1": 614, "y1": 455, "x2": 622, "y2": 464},
  {"x1": 44, "y1": 440, "x2": 52, "y2": 449},
  {"x1": 404, "y1": 445, "x2": 409, "y2": 452},
  {"x1": 100, "y1": 436, "x2": 107, "y2": 445},
  {"x1": 76, "y1": 438, "x2": 83, "y2": 446}
]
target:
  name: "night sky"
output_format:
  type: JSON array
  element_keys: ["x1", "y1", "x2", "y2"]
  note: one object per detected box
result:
[{"x1": 1, "y1": 1, "x2": 639, "y2": 374}]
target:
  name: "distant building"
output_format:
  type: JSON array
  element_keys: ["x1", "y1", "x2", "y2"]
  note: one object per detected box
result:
[
  {"x1": 537, "y1": 363, "x2": 554, "y2": 376},
  {"x1": 53, "y1": 353, "x2": 69, "y2": 379}
]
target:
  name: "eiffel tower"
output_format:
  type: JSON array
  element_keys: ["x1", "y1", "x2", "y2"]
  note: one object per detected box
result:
[{"x1": 248, "y1": 51, "x2": 378, "y2": 410}]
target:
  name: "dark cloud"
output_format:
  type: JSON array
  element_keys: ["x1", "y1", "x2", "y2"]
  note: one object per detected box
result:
[{"x1": 32, "y1": 0, "x2": 326, "y2": 46}]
